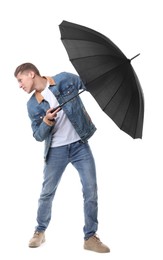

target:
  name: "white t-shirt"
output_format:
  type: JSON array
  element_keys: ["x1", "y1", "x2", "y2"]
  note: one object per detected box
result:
[{"x1": 42, "y1": 83, "x2": 80, "y2": 147}]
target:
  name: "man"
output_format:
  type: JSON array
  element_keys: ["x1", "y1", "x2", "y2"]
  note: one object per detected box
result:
[{"x1": 14, "y1": 63, "x2": 110, "y2": 253}]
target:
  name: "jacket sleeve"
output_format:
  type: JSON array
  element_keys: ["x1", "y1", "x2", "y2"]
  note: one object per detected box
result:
[
  {"x1": 66, "y1": 72, "x2": 87, "y2": 91},
  {"x1": 27, "y1": 106, "x2": 55, "y2": 142}
]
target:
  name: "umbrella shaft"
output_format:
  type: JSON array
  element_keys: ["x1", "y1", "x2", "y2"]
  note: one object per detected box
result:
[
  {"x1": 51, "y1": 89, "x2": 85, "y2": 112},
  {"x1": 130, "y1": 53, "x2": 140, "y2": 61}
]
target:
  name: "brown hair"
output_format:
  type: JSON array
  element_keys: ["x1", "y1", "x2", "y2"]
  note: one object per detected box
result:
[{"x1": 14, "y1": 63, "x2": 40, "y2": 77}]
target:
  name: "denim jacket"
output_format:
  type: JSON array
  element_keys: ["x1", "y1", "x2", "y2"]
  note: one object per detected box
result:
[{"x1": 27, "y1": 72, "x2": 97, "y2": 160}]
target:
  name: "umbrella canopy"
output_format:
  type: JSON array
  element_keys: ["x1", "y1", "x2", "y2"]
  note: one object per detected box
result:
[{"x1": 59, "y1": 20, "x2": 144, "y2": 139}]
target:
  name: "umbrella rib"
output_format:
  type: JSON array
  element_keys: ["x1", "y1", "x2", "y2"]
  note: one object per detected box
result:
[
  {"x1": 102, "y1": 70, "x2": 127, "y2": 112},
  {"x1": 120, "y1": 74, "x2": 142, "y2": 138},
  {"x1": 70, "y1": 53, "x2": 126, "y2": 61},
  {"x1": 121, "y1": 81, "x2": 142, "y2": 139},
  {"x1": 120, "y1": 95, "x2": 134, "y2": 129},
  {"x1": 120, "y1": 93, "x2": 139, "y2": 138},
  {"x1": 86, "y1": 59, "x2": 129, "y2": 90}
]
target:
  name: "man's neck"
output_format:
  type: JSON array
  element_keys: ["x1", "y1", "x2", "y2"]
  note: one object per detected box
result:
[{"x1": 35, "y1": 76, "x2": 47, "y2": 93}]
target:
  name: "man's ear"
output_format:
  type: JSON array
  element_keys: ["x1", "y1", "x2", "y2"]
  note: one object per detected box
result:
[{"x1": 29, "y1": 71, "x2": 35, "y2": 79}]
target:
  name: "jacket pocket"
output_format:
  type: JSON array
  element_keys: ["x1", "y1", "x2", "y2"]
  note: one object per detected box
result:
[{"x1": 61, "y1": 83, "x2": 76, "y2": 97}]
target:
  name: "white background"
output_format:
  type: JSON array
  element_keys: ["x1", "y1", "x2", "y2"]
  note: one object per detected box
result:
[{"x1": 0, "y1": 0, "x2": 162, "y2": 259}]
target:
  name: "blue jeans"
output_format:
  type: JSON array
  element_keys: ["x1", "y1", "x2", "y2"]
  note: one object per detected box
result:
[{"x1": 36, "y1": 141, "x2": 98, "y2": 239}]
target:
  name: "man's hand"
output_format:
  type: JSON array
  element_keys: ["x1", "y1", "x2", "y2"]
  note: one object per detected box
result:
[
  {"x1": 45, "y1": 107, "x2": 61, "y2": 121},
  {"x1": 43, "y1": 107, "x2": 61, "y2": 126}
]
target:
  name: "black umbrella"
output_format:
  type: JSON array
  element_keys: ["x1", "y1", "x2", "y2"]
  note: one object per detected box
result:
[{"x1": 58, "y1": 20, "x2": 144, "y2": 139}]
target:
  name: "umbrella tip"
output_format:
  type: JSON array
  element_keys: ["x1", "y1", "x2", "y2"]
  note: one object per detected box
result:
[{"x1": 130, "y1": 53, "x2": 140, "y2": 62}]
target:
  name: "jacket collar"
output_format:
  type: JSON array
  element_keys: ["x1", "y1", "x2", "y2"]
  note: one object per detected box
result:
[{"x1": 35, "y1": 76, "x2": 55, "y2": 103}]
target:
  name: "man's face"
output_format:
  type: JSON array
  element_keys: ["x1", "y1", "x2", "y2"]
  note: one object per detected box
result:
[{"x1": 16, "y1": 71, "x2": 35, "y2": 94}]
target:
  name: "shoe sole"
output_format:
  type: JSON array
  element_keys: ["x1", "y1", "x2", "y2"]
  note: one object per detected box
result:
[
  {"x1": 84, "y1": 245, "x2": 110, "y2": 253},
  {"x1": 29, "y1": 238, "x2": 45, "y2": 248}
]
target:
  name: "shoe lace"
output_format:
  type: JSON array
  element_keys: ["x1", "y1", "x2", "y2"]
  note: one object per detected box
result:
[
  {"x1": 93, "y1": 234, "x2": 102, "y2": 244},
  {"x1": 33, "y1": 231, "x2": 41, "y2": 238}
]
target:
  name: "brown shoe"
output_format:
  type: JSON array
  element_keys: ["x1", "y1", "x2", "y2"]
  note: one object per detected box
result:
[
  {"x1": 84, "y1": 234, "x2": 110, "y2": 253},
  {"x1": 28, "y1": 231, "x2": 45, "y2": 248}
]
